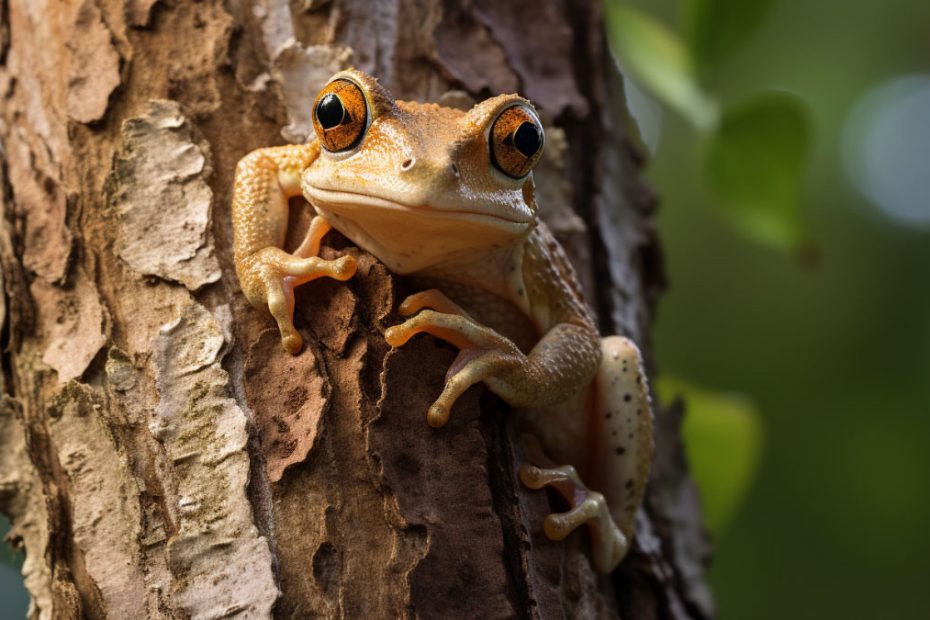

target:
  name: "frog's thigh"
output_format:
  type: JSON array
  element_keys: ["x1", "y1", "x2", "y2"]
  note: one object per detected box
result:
[{"x1": 594, "y1": 335, "x2": 653, "y2": 539}]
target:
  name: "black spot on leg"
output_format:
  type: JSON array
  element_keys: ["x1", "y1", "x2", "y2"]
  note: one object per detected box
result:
[
  {"x1": 625, "y1": 479, "x2": 634, "y2": 489},
  {"x1": 605, "y1": 411, "x2": 612, "y2": 419},
  {"x1": 615, "y1": 446, "x2": 626, "y2": 455},
  {"x1": 612, "y1": 430, "x2": 618, "y2": 436},
  {"x1": 623, "y1": 393, "x2": 632, "y2": 402}
]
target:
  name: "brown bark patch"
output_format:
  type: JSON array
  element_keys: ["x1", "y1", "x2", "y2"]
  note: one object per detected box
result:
[
  {"x1": 245, "y1": 328, "x2": 330, "y2": 483},
  {"x1": 433, "y1": 0, "x2": 519, "y2": 98},
  {"x1": 30, "y1": 268, "x2": 106, "y2": 383},
  {"x1": 5, "y1": 129, "x2": 72, "y2": 284},
  {"x1": 373, "y1": 340, "x2": 516, "y2": 618},
  {"x1": 126, "y1": 0, "x2": 160, "y2": 28},
  {"x1": 66, "y1": 0, "x2": 121, "y2": 124},
  {"x1": 472, "y1": 0, "x2": 587, "y2": 116}
]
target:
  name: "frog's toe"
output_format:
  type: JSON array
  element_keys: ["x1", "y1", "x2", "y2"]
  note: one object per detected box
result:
[
  {"x1": 330, "y1": 254, "x2": 357, "y2": 281},
  {"x1": 280, "y1": 332, "x2": 303, "y2": 355},
  {"x1": 427, "y1": 402, "x2": 450, "y2": 428},
  {"x1": 542, "y1": 495, "x2": 602, "y2": 541},
  {"x1": 384, "y1": 310, "x2": 487, "y2": 350},
  {"x1": 519, "y1": 463, "x2": 582, "y2": 491},
  {"x1": 519, "y1": 463, "x2": 628, "y2": 573},
  {"x1": 398, "y1": 289, "x2": 472, "y2": 318},
  {"x1": 383, "y1": 324, "x2": 408, "y2": 348},
  {"x1": 264, "y1": 278, "x2": 301, "y2": 355}
]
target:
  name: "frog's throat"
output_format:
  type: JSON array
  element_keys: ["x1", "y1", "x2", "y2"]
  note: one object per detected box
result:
[{"x1": 303, "y1": 185, "x2": 532, "y2": 275}]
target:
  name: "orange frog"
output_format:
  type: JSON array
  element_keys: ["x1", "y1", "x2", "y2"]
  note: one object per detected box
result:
[{"x1": 232, "y1": 69, "x2": 653, "y2": 573}]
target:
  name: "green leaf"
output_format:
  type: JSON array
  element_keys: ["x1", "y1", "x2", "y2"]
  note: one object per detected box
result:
[
  {"x1": 681, "y1": 0, "x2": 778, "y2": 77},
  {"x1": 657, "y1": 377, "x2": 763, "y2": 536},
  {"x1": 604, "y1": 2, "x2": 718, "y2": 131},
  {"x1": 703, "y1": 92, "x2": 810, "y2": 251}
]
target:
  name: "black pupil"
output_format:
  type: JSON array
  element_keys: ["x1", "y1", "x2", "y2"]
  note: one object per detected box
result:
[
  {"x1": 513, "y1": 121, "x2": 541, "y2": 157},
  {"x1": 316, "y1": 93, "x2": 345, "y2": 129}
]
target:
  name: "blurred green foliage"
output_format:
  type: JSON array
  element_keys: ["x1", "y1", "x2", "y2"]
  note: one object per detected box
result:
[
  {"x1": 604, "y1": 4, "x2": 718, "y2": 129},
  {"x1": 680, "y1": 0, "x2": 777, "y2": 77},
  {"x1": 703, "y1": 91, "x2": 808, "y2": 250},
  {"x1": 606, "y1": 0, "x2": 810, "y2": 252},
  {"x1": 610, "y1": 0, "x2": 930, "y2": 618},
  {"x1": 658, "y1": 377, "x2": 763, "y2": 534}
]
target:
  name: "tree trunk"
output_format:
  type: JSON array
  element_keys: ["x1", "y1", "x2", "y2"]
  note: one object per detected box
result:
[{"x1": 0, "y1": 0, "x2": 713, "y2": 618}]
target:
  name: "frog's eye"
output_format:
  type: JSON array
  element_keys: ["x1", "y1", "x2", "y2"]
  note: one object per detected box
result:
[
  {"x1": 312, "y1": 79, "x2": 369, "y2": 152},
  {"x1": 489, "y1": 105, "x2": 544, "y2": 179}
]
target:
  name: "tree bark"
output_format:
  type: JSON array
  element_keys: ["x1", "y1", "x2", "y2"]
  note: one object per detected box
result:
[{"x1": 0, "y1": 0, "x2": 713, "y2": 618}]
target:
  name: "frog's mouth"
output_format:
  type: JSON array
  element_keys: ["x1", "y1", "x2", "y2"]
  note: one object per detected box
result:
[{"x1": 304, "y1": 186, "x2": 533, "y2": 227}]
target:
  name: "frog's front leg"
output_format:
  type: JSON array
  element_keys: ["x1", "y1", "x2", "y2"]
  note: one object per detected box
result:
[
  {"x1": 385, "y1": 293, "x2": 525, "y2": 428},
  {"x1": 233, "y1": 144, "x2": 357, "y2": 354},
  {"x1": 385, "y1": 289, "x2": 601, "y2": 427}
]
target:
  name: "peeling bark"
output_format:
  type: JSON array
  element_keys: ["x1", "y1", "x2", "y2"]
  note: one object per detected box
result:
[
  {"x1": 111, "y1": 100, "x2": 221, "y2": 291},
  {"x1": 0, "y1": 1, "x2": 712, "y2": 618}
]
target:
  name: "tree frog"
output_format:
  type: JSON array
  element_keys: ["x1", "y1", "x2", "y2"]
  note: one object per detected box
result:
[{"x1": 232, "y1": 69, "x2": 654, "y2": 573}]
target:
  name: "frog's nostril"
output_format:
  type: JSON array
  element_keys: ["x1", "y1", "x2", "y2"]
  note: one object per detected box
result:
[
  {"x1": 451, "y1": 163, "x2": 460, "y2": 176},
  {"x1": 401, "y1": 158, "x2": 415, "y2": 170}
]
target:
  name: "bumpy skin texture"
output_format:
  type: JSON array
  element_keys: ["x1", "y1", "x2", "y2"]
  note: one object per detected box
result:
[{"x1": 232, "y1": 69, "x2": 654, "y2": 573}]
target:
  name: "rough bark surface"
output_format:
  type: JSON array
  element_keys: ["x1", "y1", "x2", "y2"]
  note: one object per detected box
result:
[{"x1": 0, "y1": 0, "x2": 713, "y2": 618}]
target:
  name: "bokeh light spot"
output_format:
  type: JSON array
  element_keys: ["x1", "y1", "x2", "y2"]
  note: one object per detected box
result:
[{"x1": 841, "y1": 75, "x2": 930, "y2": 228}]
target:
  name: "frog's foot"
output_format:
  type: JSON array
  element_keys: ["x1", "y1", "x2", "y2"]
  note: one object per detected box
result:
[
  {"x1": 385, "y1": 289, "x2": 525, "y2": 428},
  {"x1": 519, "y1": 464, "x2": 628, "y2": 574},
  {"x1": 240, "y1": 246, "x2": 357, "y2": 354}
]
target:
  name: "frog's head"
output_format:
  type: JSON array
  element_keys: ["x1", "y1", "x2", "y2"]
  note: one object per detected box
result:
[{"x1": 302, "y1": 69, "x2": 545, "y2": 274}]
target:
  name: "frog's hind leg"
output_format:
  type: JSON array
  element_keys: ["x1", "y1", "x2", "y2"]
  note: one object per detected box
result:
[
  {"x1": 594, "y1": 336, "x2": 654, "y2": 544},
  {"x1": 519, "y1": 336, "x2": 654, "y2": 573}
]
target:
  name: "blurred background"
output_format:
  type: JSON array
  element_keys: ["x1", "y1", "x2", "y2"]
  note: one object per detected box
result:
[
  {"x1": 612, "y1": 0, "x2": 930, "y2": 618},
  {"x1": 2, "y1": 0, "x2": 929, "y2": 618}
]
